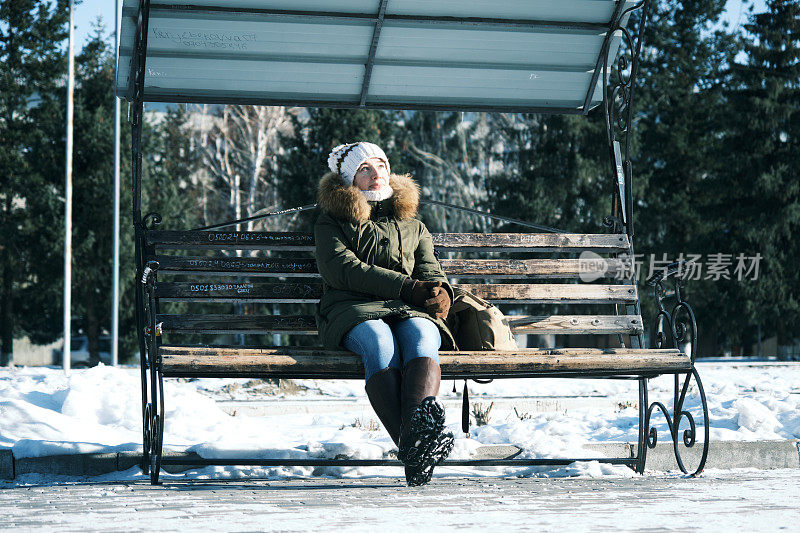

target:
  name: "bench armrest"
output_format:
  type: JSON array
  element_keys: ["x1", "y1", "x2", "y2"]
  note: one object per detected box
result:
[
  {"x1": 645, "y1": 261, "x2": 698, "y2": 361},
  {"x1": 645, "y1": 260, "x2": 688, "y2": 288}
]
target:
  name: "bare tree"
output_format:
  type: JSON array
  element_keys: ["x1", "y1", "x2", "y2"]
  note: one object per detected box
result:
[
  {"x1": 190, "y1": 104, "x2": 297, "y2": 236},
  {"x1": 409, "y1": 112, "x2": 510, "y2": 234},
  {"x1": 184, "y1": 105, "x2": 298, "y2": 344}
]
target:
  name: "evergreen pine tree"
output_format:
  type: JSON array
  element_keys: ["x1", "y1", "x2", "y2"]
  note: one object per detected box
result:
[
  {"x1": 0, "y1": 0, "x2": 69, "y2": 364},
  {"x1": 632, "y1": 0, "x2": 738, "y2": 353},
  {"x1": 142, "y1": 104, "x2": 204, "y2": 227},
  {"x1": 485, "y1": 113, "x2": 608, "y2": 234},
  {"x1": 708, "y1": 0, "x2": 800, "y2": 356},
  {"x1": 21, "y1": 19, "x2": 199, "y2": 364},
  {"x1": 63, "y1": 21, "x2": 121, "y2": 364}
]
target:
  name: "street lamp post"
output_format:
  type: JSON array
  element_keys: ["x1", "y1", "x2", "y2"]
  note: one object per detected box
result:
[
  {"x1": 63, "y1": 0, "x2": 75, "y2": 373},
  {"x1": 112, "y1": 0, "x2": 121, "y2": 367}
]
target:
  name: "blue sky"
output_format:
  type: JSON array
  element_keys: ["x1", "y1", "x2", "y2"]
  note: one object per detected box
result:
[{"x1": 73, "y1": 0, "x2": 770, "y2": 51}]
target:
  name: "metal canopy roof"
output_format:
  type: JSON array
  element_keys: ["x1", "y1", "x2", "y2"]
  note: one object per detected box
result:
[{"x1": 116, "y1": 0, "x2": 635, "y2": 113}]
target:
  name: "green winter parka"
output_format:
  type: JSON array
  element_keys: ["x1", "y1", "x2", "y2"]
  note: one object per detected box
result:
[{"x1": 313, "y1": 171, "x2": 456, "y2": 350}]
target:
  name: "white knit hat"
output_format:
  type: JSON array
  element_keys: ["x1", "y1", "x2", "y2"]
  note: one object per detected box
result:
[{"x1": 327, "y1": 142, "x2": 390, "y2": 185}]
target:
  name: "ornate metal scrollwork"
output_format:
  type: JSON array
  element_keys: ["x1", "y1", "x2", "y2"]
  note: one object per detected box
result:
[
  {"x1": 143, "y1": 212, "x2": 162, "y2": 231},
  {"x1": 149, "y1": 375, "x2": 164, "y2": 484},
  {"x1": 142, "y1": 402, "x2": 152, "y2": 473},
  {"x1": 636, "y1": 261, "x2": 709, "y2": 476},
  {"x1": 647, "y1": 261, "x2": 697, "y2": 361},
  {"x1": 602, "y1": 0, "x2": 650, "y2": 152},
  {"x1": 638, "y1": 369, "x2": 709, "y2": 476},
  {"x1": 141, "y1": 257, "x2": 164, "y2": 484},
  {"x1": 141, "y1": 394, "x2": 164, "y2": 484},
  {"x1": 141, "y1": 260, "x2": 159, "y2": 356},
  {"x1": 603, "y1": 214, "x2": 623, "y2": 229},
  {"x1": 600, "y1": 0, "x2": 650, "y2": 235}
]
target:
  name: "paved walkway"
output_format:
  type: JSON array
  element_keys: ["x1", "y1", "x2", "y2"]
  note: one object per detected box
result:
[{"x1": 2, "y1": 470, "x2": 799, "y2": 531}]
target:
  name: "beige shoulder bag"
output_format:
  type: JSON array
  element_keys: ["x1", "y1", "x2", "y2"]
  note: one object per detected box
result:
[{"x1": 445, "y1": 287, "x2": 518, "y2": 351}]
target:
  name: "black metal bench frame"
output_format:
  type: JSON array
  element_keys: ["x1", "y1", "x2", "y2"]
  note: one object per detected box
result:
[{"x1": 125, "y1": 0, "x2": 710, "y2": 484}]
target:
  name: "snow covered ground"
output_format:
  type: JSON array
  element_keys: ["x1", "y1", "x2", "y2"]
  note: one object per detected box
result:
[
  {"x1": 1, "y1": 362, "x2": 798, "y2": 480},
  {"x1": 4, "y1": 470, "x2": 800, "y2": 532}
]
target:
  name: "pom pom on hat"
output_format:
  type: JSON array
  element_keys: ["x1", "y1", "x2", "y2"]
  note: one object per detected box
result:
[{"x1": 327, "y1": 142, "x2": 389, "y2": 185}]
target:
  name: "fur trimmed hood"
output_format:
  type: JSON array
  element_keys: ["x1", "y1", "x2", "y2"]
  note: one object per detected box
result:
[{"x1": 316, "y1": 171, "x2": 420, "y2": 222}]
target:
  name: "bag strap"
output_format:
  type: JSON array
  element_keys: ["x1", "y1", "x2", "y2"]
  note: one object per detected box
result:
[
  {"x1": 459, "y1": 378, "x2": 494, "y2": 435},
  {"x1": 462, "y1": 381, "x2": 470, "y2": 434}
]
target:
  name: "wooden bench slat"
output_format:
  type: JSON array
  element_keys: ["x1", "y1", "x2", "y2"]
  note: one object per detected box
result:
[
  {"x1": 155, "y1": 281, "x2": 320, "y2": 303},
  {"x1": 154, "y1": 255, "x2": 320, "y2": 276},
  {"x1": 431, "y1": 233, "x2": 630, "y2": 252},
  {"x1": 154, "y1": 282, "x2": 638, "y2": 304},
  {"x1": 457, "y1": 283, "x2": 638, "y2": 304},
  {"x1": 507, "y1": 314, "x2": 643, "y2": 335},
  {"x1": 158, "y1": 314, "x2": 318, "y2": 334},
  {"x1": 147, "y1": 230, "x2": 315, "y2": 250},
  {"x1": 158, "y1": 314, "x2": 644, "y2": 336},
  {"x1": 147, "y1": 230, "x2": 630, "y2": 252},
  {"x1": 153, "y1": 255, "x2": 630, "y2": 279},
  {"x1": 439, "y1": 258, "x2": 630, "y2": 278},
  {"x1": 159, "y1": 346, "x2": 689, "y2": 378}
]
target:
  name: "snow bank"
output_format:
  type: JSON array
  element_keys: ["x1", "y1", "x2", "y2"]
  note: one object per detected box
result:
[{"x1": 1, "y1": 362, "x2": 798, "y2": 480}]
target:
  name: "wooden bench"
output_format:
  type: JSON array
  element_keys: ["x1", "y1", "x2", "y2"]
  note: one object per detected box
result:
[
  {"x1": 119, "y1": 0, "x2": 710, "y2": 484},
  {"x1": 137, "y1": 226, "x2": 708, "y2": 483}
]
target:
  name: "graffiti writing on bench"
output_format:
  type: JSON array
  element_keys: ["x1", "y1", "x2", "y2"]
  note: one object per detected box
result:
[
  {"x1": 189, "y1": 283, "x2": 254, "y2": 294},
  {"x1": 186, "y1": 259, "x2": 314, "y2": 271},
  {"x1": 270, "y1": 284, "x2": 318, "y2": 297},
  {"x1": 205, "y1": 232, "x2": 312, "y2": 244},
  {"x1": 271, "y1": 317, "x2": 315, "y2": 328},
  {"x1": 152, "y1": 28, "x2": 256, "y2": 51}
]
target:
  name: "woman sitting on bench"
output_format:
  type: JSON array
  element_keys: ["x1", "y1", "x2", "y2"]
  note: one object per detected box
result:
[{"x1": 314, "y1": 141, "x2": 456, "y2": 486}]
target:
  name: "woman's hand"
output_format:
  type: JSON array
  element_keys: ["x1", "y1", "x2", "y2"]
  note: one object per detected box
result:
[
  {"x1": 401, "y1": 279, "x2": 440, "y2": 307},
  {"x1": 425, "y1": 286, "x2": 451, "y2": 320},
  {"x1": 401, "y1": 279, "x2": 451, "y2": 319}
]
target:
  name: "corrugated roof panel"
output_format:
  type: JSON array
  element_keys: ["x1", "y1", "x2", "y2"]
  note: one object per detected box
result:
[
  {"x1": 368, "y1": 65, "x2": 592, "y2": 108},
  {"x1": 118, "y1": 58, "x2": 364, "y2": 102},
  {"x1": 153, "y1": 0, "x2": 382, "y2": 14},
  {"x1": 117, "y1": 0, "x2": 637, "y2": 112},
  {"x1": 387, "y1": 0, "x2": 625, "y2": 24},
  {"x1": 377, "y1": 25, "x2": 603, "y2": 69},
  {"x1": 122, "y1": 11, "x2": 373, "y2": 60},
  {"x1": 147, "y1": 0, "x2": 631, "y2": 22}
]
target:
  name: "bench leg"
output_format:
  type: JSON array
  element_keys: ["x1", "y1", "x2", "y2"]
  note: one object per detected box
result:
[
  {"x1": 140, "y1": 357, "x2": 151, "y2": 477},
  {"x1": 145, "y1": 307, "x2": 164, "y2": 485},
  {"x1": 142, "y1": 337, "x2": 164, "y2": 484},
  {"x1": 140, "y1": 375, "x2": 163, "y2": 485},
  {"x1": 635, "y1": 368, "x2": 710, "y2": 476},
  {"x1": 147, "y1": 366, "x2": 164, "y2": 485},
  {"x1": 634, "y1": 378, "x2": 648, "y2": 474},
  {"x1": 142, "y1": 261, "x2": 164, "y2": 485},
  {"x1": 638, "y1": 264, "x2": 709, "y2": 475}
]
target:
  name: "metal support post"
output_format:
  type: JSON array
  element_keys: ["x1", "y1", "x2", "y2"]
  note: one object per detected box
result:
[
  {"x1": 112, "y1": 0, "x2": 122, "y2": 366},
  {"x1": 63, "y1": 0, "x2": 75, "y2": 373}
]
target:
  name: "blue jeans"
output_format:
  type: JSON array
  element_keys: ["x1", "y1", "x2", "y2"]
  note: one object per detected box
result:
[{"x1": 343, "y1": 317, "x2": 441, "y2": 381}]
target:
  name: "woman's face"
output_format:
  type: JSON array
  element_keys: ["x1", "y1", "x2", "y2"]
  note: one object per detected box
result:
[{"x1": 353, "y1": 158, "x2": 390, "y2": 191}]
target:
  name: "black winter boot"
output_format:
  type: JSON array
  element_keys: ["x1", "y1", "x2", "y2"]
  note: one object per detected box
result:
[
  {"x1": 364, "y1": 367, "x2": 402, "y2": 446},
  {"x1": 398, "y1": 357, "x2": 454, "y2": 485},
  {"x1": 402, "y1": 407, "x2": 455, "y2": 486},
  {"x1": 400, "y1": 397, "x2": 454, "y2": 467}
]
